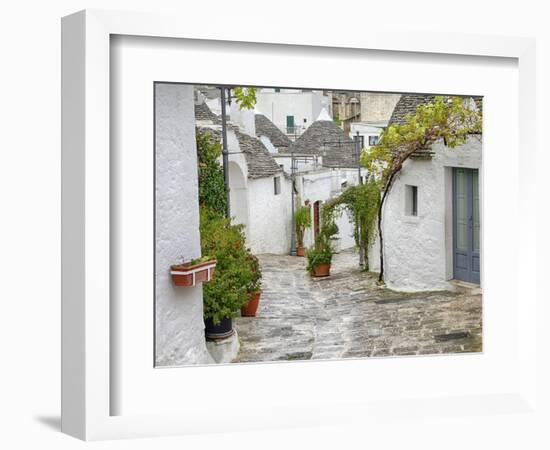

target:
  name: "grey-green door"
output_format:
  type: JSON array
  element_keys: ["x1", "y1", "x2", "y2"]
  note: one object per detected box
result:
[{"x1": 453, "y1": 168, "x2": 480, "y2": 284}]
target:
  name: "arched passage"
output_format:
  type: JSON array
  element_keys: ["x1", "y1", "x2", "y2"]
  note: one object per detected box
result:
[{"x1": 228, "y1": 161, "x2": 249, "y2": 233}]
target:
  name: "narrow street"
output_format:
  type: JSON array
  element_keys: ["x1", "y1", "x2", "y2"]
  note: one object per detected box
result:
[{"x1": 234, "y1": 249, "x2": 482, "y2": 362}]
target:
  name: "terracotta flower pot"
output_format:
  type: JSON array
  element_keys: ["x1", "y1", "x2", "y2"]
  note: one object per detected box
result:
[
  {"x1": 241, "y1": 291, "x2": 261, "y2": 317},
  {"x1": 296, "y1": 246, "x2": 306, "y2": 257},
  {"x1": 312, "y1": 263, "x2": 330, "y2": 277},
  {"x1": 170, "y1": 259, "x2": 216, "y2": 287}
]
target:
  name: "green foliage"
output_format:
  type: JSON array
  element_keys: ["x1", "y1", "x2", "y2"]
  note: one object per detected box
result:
[
  {"x1": 305, "y1": 244, "x2": 333, "y2": 273},
  {"x1": 196, "y1": 130, "x2": 261, "y2": 324},
  {"x1": 245, "y1": 253, "x2": 262, "y2": 294},
  {"x1": 196, "y1": 131, "x2": 227, "y2": 217},
  {"x1": 361, "y1": 96, "x2": 482, "y2": 183},
  {"x1": 199, "y1": 208, "x2": 254, "y2": 325},
  {"x1": 294, "y1": 205, "x2": 312, "y2": 247},
  {"x1": 333, "y1": 180, "x2": 380, "y2": 270},
  {"x1": 305, "y1": 203, "x2": 337, "y2": 274},
  {"x1": 233, "y1": 87, "x2": 257, "y2": 110}
]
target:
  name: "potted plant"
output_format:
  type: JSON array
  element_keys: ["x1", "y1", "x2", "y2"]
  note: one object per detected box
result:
[
  {"x1": 306, "y1": 243, "x2": 333, "y2": 277},
  {"x1": 306, "y1": 205, "x2": 338, "y2": 277},
  {"x1": 294, "y1": 205, "x2": 311, "y2": 257},
  {"x1": 170, "y1": 256, "x2": 217, "y2": 287},
  {"x1": 241, "y1": 254, "x2": 262, "y2": 317},
  {"x1": 200, "y1": 208, "x2": 255, "y2": 340}
]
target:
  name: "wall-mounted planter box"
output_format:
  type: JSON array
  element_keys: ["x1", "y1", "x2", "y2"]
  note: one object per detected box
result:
[{"x1": 170, "y1": 259, "x2": 217, "y2": 287}]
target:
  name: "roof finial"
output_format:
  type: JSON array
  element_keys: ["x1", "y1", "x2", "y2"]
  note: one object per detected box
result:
[{"x1": 316, "y1": 107, "x2": 332, "y2": 122}]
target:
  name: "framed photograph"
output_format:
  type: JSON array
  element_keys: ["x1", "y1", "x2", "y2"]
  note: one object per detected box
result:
[{"x1": 61, "y1": 9, "x2": 538, "y2": 441}]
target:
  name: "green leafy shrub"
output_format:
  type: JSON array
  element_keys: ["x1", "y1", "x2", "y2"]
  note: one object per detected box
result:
[
  {"x1": 294, "y1": 205, "x2": 311, "y2": 248},
  {"x1": 200, "y1": 208, "x2": 254, "y2": 324},
  {"x1": 245, "y1": 254, "x2": 262, "y2": 294},
  {"x1": 305, "y1": 244, "x2": 333, "y2": 273},
  {"x1": 305, "y1": 203, "x2": 337, "y2": 274}
]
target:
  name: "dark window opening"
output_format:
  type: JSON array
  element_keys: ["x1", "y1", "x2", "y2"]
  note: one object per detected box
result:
[
  {"x1": 274, "y1": 176, "x2": 281, "y2": 195},
  {"x1": 405, "y1": 185, "x2": 418, "y2": 216}
]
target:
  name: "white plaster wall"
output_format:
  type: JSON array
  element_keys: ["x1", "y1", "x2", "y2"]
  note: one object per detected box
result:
[
  {"x1": 228, "y1": 160, "x2": 249, "y2": 230},
  {"x1": 255, "y1": 90, "x2": 331, "y2": 134},
  {"x1": 369, "y1": 136, "x2": 482, "y2": 291},
  {"x1": 300, "y1": 169, "x2": 357, "y2": 250},
  {"x1": 247, "y1": 175, "x2": 292, "y2": 254},
  {"x1": 229, "y1": 101, "x2": 255, "y2": 136},
  {"x1": 155, "y1": 83, "x2": 212, "y2": 366},
  {"x1": 205, "y1": 96, "x2": 221, "y2": 115}
]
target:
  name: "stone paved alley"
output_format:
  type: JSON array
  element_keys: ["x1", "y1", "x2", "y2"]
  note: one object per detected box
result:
[{"x1": 234, "y1": 249, "x2": 482, "y2": 362}]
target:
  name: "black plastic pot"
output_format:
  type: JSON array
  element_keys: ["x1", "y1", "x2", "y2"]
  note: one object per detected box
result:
[{"x1": 204, "y1": 316, "x2": 234, "y2": 341}]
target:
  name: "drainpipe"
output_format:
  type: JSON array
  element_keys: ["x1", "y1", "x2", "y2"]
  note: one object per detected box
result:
[
  {"x1": 290, "y1": 152, "x2": 297, "y2": 256},
  {"x1": 220, "y1": 87, "x2": 231, "y2": 219},
  {"x1": 355, "y1": 131, "x2": 365, "y2": 269},
  {"x1": 355, "y1": 131, "x2": 362, "y2": 185}
]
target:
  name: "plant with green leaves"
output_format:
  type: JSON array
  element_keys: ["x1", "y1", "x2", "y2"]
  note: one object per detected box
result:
[
  {"x1": 196, "y1": 131, "x2": 227, "y2": 217},
  {"x1": 245, "y1": 253, "x2": 262, "y2": 294},
  {"x1": 322, "y1": 180, "x2": 380, "y2": 271},
  {"x1": 195, "y1": 129, "x2": 261, "y2": 324},
  {"x1": 361, "y1": 96, "x2": 482, "y2": 283},
  {"x1": 294, "y1": 205, "x2": 312, "y2": 249},
  {"x1": 233, "y1": 87, "x2": 257, "y2": 110},
  {"x1": 199, "y1": 208, "x2": 254, "y2": 325},
  {"x1": 305, "y1": 203, "x2": 338, "y2": 274}
]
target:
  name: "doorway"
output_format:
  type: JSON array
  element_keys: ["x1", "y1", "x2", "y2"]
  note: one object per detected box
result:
[{"x1": 453, "y1": 168, "x2": 480, "y2": 284}]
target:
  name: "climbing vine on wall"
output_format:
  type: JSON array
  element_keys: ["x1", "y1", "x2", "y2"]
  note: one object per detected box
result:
[
  {"x1": 361, "y1": 96, "x2": 482, "y2": 283},
  {"x1": 196, "y1": 131, "x2": 227, "y2": 217},
  {"x1": 322, "y1": 179, "x2": 380, "y2": 271}
]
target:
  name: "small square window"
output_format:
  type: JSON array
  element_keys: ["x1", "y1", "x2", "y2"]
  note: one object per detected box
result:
[
  {"x1": 274, "y1": 176, "x2": 281, "y2": 195},
  {"x1": 368, "y1": 135, "x2": 379, "y2": 146},
  {"x1": 405, "y1": 185, "x2": 418, "y2": 216}
]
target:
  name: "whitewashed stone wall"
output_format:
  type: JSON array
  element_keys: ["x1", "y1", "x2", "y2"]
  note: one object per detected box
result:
[
  {"x1": 247, "y1": 175, "x2": 293, "y2": 254},
  {"x1": 368, "y1": 136, "x2": 482, "y2": 291},
  {"x1": 155, "y1": 83, "x2": 212, "y2": 366},
  {"x1": 255, "y1": 90, "x2": 331, "y2": 133},
  {"x1": 299, "y1": 169, "x2": 357, "y2": 251}
]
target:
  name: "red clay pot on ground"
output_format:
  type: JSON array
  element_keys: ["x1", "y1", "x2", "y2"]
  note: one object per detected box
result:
[
  {"x1": 296, "y1": 246, "x2": 306, "y2": 257},
  {"x1": 241, "y1": 291, "x2": 261, "y2": 317},
  {"x1": 170, "y1": 259, "x2": 216, "y2": 287},
  {"x1": 312, "y1": 263, "x2": 331, "y2": 277}
]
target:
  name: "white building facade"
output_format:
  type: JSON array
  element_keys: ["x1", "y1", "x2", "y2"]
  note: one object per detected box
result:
[
  {"x1": 255, "y1": 88, "x2": 332, "y2": 139},
  {"x1": 155, "y1": 83, "x2": 213, "y2": 366},
  {"x1": 368, "y1": 94, "x2": 482, "y2": 291}
]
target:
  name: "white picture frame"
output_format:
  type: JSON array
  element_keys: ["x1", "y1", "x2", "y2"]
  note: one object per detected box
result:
[{"x1": 61, "y1": 9, "x2": 538, "y2": 441}]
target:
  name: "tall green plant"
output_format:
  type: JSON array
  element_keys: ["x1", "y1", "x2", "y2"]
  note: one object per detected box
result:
[
  {"x1": 321, "y1": 180, "x2": 380, "y2": 271},
  {"x1": 294, "y1": 205, "x2": 312, "y2": 248},
  {"x1": 196, "y1": 131, "x2": 227, "y2": 217}
]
